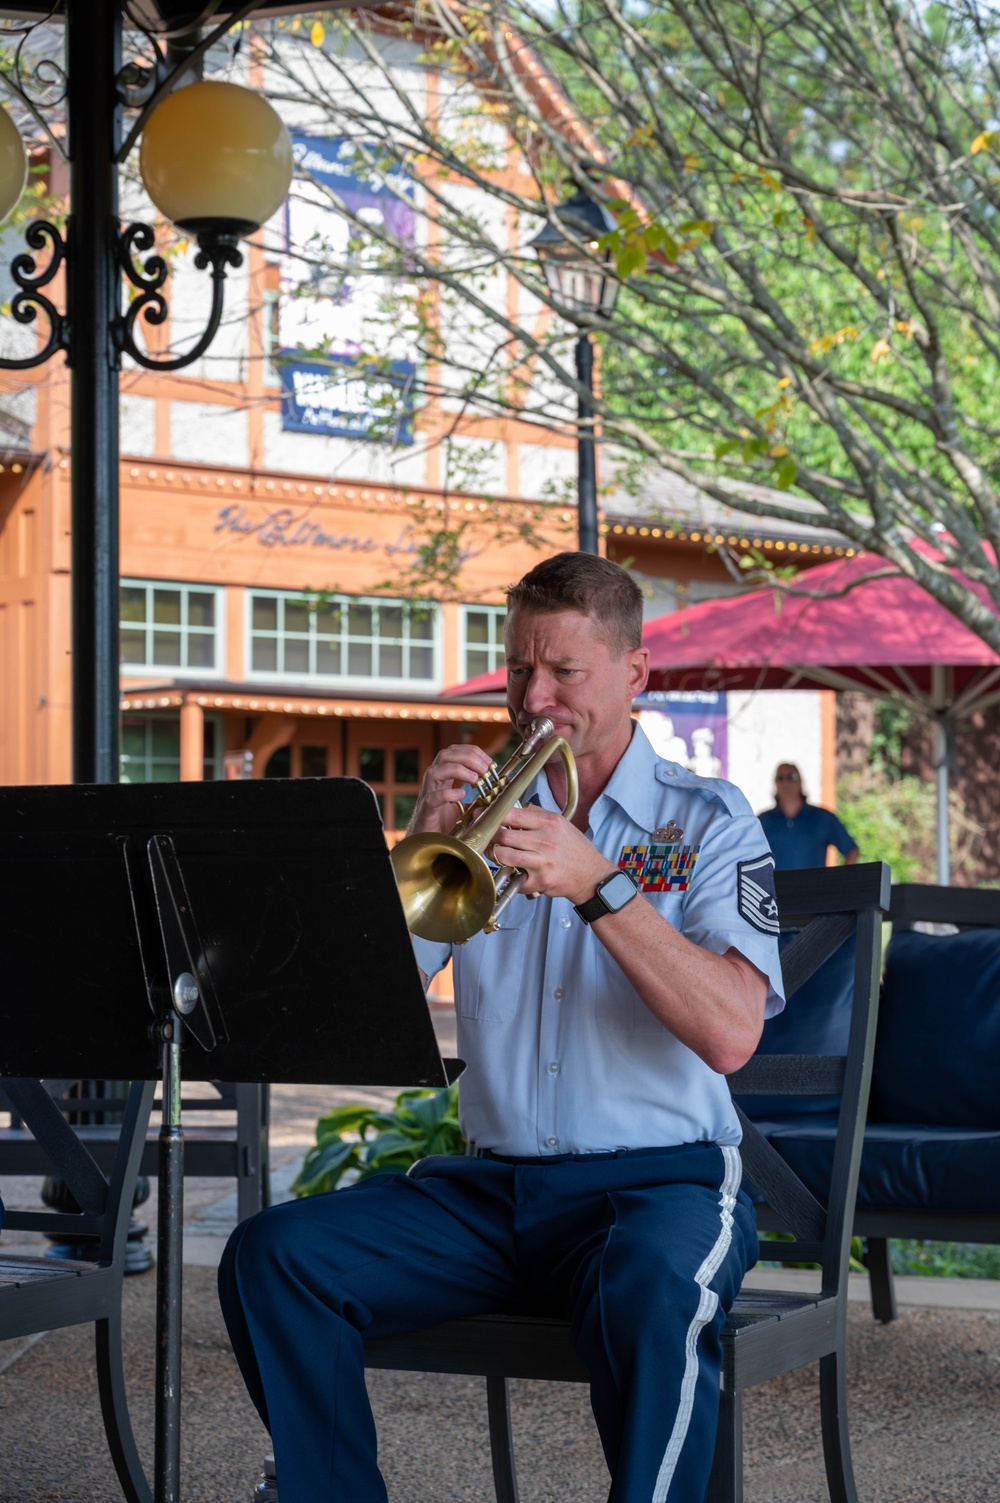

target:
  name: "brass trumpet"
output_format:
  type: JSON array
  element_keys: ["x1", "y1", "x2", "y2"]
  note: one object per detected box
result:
[{"x1": 390, "y1": 717, "x2": 578, "y2": 943}]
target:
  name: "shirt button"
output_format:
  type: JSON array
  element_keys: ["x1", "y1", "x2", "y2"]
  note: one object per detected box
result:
[
  {"x1": 553, "y1": 987, "x2": 563, "y2": 999},
  {"x1": 560, "y1": 916, "x2": 572, "y2": 929},
  {"x1": 546, "y1": 1136, "x2": 559, "y2": 1148},
  {"x1": 548, "y1": 1061, "x2": 560, "y2": 1073},
  {"x1": 666, "y1": 768, "x2": 677, "y2": 777}
]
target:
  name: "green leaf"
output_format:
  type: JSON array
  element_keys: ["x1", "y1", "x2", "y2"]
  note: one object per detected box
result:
[
  {"x1": 616, "y1": 241, "x2": 647, "y2": 278},
  {"x1": 292, "y1": 1139, "x2": 358, "y2": 1196},
  {"x1": 774, "y1": 456, "x2": 798, "y2": 489}
]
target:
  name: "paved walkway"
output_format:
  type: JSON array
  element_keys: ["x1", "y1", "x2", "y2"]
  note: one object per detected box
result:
[{"x1": 2, "y1": 1003, "x2": 999, "y2": 1502}]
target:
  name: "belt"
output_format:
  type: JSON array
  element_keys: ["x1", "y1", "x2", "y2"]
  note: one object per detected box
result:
[{"x1": 471, "y1": 1145, "x2": 687, "y2": 1165}]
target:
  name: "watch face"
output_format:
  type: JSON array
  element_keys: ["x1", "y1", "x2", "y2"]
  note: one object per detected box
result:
[{"x1": 600, "y1": 870, "x2": 638, "y2": 911}]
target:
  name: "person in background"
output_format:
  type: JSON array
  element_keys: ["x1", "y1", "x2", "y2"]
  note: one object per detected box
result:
[{"x1": 758, "y1": 762, "x2": 859, "y2": 870}]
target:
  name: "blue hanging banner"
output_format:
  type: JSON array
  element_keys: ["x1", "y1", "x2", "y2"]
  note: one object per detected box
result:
[{"x1": 279, "y1": 353, "x2": 416, "y2": 443}]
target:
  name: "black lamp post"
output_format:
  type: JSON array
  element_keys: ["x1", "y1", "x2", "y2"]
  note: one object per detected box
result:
[
  {"x1": 0, "y1": 11, "x2": 295, "y2": 1499},
  {"x1": 0, "y1": 1, "x2": 294, "y2": 785},
  {"x1": 531, "y1": 185, "x2": 619, "y2": 555}
]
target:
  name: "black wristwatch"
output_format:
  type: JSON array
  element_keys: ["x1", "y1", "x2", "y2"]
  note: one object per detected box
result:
[{"x1": 574, "y1": 868, "x2": 639, "y2": 925}]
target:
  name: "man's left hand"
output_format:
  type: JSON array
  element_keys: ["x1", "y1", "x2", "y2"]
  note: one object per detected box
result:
[{"x1": 490, "y1": 805, "x2": 615, "y2": 905}]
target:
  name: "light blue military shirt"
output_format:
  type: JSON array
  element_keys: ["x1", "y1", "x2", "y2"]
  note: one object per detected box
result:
[{"x1": 413, "y1": 723, "x2": 785, "y2": 1157}]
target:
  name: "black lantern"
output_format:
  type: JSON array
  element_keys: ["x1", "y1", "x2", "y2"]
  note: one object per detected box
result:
[{"x1": 530, "y1": 185, "x2": 619, "y2": 320}]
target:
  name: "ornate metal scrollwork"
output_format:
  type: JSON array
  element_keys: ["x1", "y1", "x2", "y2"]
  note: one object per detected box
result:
[
  {"x1": 0, "y1": 6, "x2": 68, "y2": 161},
  {"x1": 114, "y1": 221, "x2": 244, "y2": 372},
  {"x1": 1, "y1": 220, "x2": 69, "y2": 368}
]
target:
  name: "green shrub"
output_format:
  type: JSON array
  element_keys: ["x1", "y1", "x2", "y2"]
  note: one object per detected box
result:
[
  {"x1": 292, "y1": 1082, "x2": 465, "y2": 1197},
  {"x1": 889, "y1": 1239, "x2": 1000, "y2": 1280},
  {"x1": 836, "y1": 767, "x2": 984, "y2": 884}
]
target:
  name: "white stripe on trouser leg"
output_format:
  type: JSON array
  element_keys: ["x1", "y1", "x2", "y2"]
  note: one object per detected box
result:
[{"x1": 650, "y1": 1145, "x2": 742, "y2": 1503}]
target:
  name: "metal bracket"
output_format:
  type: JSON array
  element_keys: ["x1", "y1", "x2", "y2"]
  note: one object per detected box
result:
[
  {"x1": 0, "y1": 220, "x2": 70, "y2": 369},
  {"x1": 145, "y1": 832, "x2": 226, "y2": 1051},
  {"x1": 113, "y1": 221, "x2": 243, "y2": 372}
]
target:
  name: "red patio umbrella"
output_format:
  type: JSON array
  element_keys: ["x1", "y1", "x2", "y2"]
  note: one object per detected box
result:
[{"x1": 444, "y1": 549, "x2": 1000, "y2": 881}]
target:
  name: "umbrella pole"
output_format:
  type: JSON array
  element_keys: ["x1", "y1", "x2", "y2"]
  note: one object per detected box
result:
[
  {"x1": 930, "y1": 666, "x2": 952, "y2": 887},
  {"x1": 933, "y1": 717, "x2": 950, "y2": 886}
]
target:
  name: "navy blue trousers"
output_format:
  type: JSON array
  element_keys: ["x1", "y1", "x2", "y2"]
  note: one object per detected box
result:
[{"x1": 218, "y1": 1142, "x2": 757, "y2": 1503}]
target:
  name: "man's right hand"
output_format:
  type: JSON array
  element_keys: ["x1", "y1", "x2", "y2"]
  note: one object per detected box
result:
[{"x1": 407, "y1": 743, "x2": 495, "y2": 836}]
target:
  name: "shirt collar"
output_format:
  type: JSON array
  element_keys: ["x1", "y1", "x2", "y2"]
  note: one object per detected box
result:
[{"x1": 535, "y1": 721, "x2": 683, "y2": 833}]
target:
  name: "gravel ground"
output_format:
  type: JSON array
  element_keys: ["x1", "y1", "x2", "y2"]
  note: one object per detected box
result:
[{"x1": 1, "y1": 1270, "x2": 999, "y2": 1503}]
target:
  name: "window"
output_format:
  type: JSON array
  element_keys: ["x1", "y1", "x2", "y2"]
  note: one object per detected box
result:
[
  {"x1": 358, "y1": 744, "x2": 421, "y2": 833},
  {"x1": 120, "y1": 713, "x2": 222, "y2": 782},
  {"x1": 461, "y1": 605, "x2": 505, "y2": 680},
  {"x1": 262, "y1": 289, "x2": 282, "y2": 388},
  {"x1": 120, "y1": 581, "x2": 223, "y2": 675},
  {"x1": 248, "y1": 591, "x2": 439, "y2": 689}
]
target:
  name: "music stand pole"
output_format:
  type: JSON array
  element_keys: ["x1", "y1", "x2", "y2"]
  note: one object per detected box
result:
[{"x1": 154, "y1": 1002, "x2": 187, "y2": 1503}]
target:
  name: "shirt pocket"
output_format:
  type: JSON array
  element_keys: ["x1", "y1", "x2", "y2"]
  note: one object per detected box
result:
[{"x1": 453, "y1": 896, "x2": 536, "y2": 1022}]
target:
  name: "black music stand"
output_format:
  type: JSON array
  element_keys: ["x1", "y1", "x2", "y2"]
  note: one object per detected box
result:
[{"x1": 0, "y1": 777, "x2": 457, "y2": 1503}]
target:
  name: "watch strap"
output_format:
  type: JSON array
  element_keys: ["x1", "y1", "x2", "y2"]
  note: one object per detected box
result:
[{"x1": 573, "y1": 891, "x2": 611, "y2": 925}]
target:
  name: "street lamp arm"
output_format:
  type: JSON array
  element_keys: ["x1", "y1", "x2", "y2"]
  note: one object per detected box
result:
[
  {"x1": 114, "y1": 221, "x2": 243, "y2": 372},
  {"x1": 0, "y1": 219, "x2": 69, "y2": 368},
  {"x1": 115, "y1": 0, "x2": 261, "y2": 164}
]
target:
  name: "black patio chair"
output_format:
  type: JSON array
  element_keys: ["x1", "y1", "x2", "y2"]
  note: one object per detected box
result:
[
  {"x1": 0, "y1": 1076, "x2": 156, "y2": 1503},
  {"x1": 363, "y1": 861, "x2": 888, "y2": 1503}
]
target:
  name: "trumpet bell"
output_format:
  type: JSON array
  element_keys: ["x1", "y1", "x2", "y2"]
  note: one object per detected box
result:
[{"x1": 390, "y1": 831, "x2": 497, "y2": 943}]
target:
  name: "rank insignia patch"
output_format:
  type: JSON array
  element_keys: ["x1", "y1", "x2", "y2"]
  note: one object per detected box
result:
[
  {"x1": 737, "y1": 853, "x2": 780, "y2": 935},
  {"x1": 619, "y1": 843, "x2": 701, "y2": 892}
]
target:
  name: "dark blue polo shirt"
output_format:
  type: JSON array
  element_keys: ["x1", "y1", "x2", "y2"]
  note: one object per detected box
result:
[{"x1": 758, "y1": 800, "x2": 858, "y2": 871}]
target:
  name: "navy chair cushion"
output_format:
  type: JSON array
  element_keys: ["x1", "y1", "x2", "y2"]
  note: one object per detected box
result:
[
  {"x1": 735, "y1": 932, "x2": 856, "y2": 1118},
  {"x1": 760, "y1": 1116, "x2": 1000, "y2": 1213},
  {"x1": 869, "y1": 928, "x2": 1000, "y2": 1128}
]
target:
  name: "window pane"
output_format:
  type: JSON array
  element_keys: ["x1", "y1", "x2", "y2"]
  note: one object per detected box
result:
[
  {"x1": 252, "y1": 638, "x2": 278, "y2": 672},
  {"x1": 410, "y1": 646, "x2": 434, "y2": 679},
  {"x1": 153, "y1": 590, "x2": 182, "y2": 625},
  {"x1": 151, "y1": 762, "x2": 179, "y2": 782},
  {"x1": 378, "y1": 643, "x2": 403, "y2": 678},
  {"x1": 153, "y1": 631, "x2": 182, "y2": 665},
  {"x1": 121, "y1": 629, "x2": 145, "y2": 664},
  {"x1": 285, "y1": 600, "x2": 310, "y2": 635},
  {"x1": 284, "y1": 638, "x2": 309, "y2": 674},
  {"x1": 253, "y1": 596, "x2": 278, "y2": 631},
  {"x1": 265, "y1": 746, "x2": 291, "y2": 778},
  {"x1": 410, "y1": 610, "x2": 433, "y2": 640},
  {"x1": 187, "y1": 633, "x2": 214, "y2": 669},
  {"x1": 466, "y1": 649, "x2": 489, "y2": 680},
  {"x1": 152, "y1": 720, "x2": 179, "y2": 755},
  {"x1": 121, "y1": 723, "x2": 145, "y2": 757},
  {"x1": 394, "y1": 748, "x2": 419, "y2": 783},
  {"x1": 300, "y1": 745, "x2": 328, "y2": 778},
  {"x1": 121, "y1": 587, "x2": 146, "y2": 623},
  {"x1": 315, "y1": 603, "x2": 340, "y2": 636},
  {"x1": 379, "y1": 605, "x2": 403, "y2": 638},
  {"x1": 348, "y1": 642, "x2": 372, "y2": 676},
  {"x1": 358, "y1": 747, "x2": 385, "y2": 782},
  {"x1": 466, "y1": 611, "x2": 489, "y2": 644},
  {"x1": 392, "y1": 793, "x2": 418, "y2": 830},
  {"x1": 315, "y1": 639, "x2": 340, "y2": 676},
  {"x1": 187, "y1": 591, "x2": 215, "y2": 628},
  {"x1": 348, "y1": 603, "x2": 373, "y2": 637}
]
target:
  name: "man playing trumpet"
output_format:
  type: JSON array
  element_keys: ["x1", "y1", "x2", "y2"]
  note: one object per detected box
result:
[{"x1": 219, "y1": 551, "x2": 784, "y2": 1503}]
